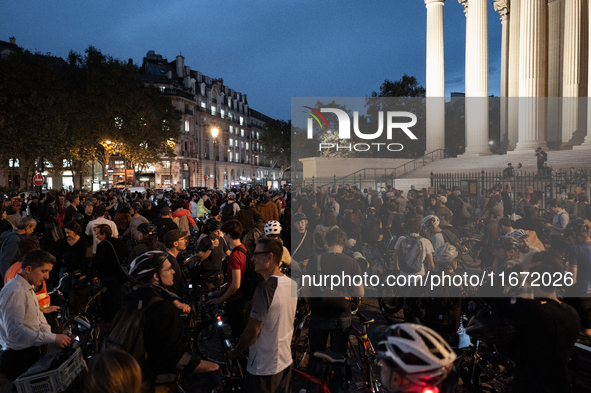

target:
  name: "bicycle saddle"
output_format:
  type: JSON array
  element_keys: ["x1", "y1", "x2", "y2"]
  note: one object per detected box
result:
[{"x1": 313, "y1": 351, "x2": 346, "y2": 364}]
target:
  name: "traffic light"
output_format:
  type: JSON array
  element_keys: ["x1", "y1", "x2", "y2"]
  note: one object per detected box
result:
[{"x1": 36, "y1": 157, "x2": 44, "y2": 173}]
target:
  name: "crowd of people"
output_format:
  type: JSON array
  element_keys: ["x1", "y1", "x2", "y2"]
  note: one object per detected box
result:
[{"x1": 0, "y1": 177, "x2": 589, "y2": 392}]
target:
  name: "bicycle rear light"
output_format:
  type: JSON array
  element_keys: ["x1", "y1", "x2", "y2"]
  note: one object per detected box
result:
[{"x1": 421, "y1": 388, "x2": 438, "y2": 393}]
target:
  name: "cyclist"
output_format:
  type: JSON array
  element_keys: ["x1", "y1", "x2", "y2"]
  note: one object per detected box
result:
[
  {"x1": 292, "y1": 212, "x2": 313, "y2": 270},
  {"x1": 422, "y1": 215, "x2": 444, "y2": 250},
  {"x1": 377, "y1": 323, "x2": 456, "y2": 393},
  {"x1": 127, "y1": 251, "x2": 219, "y2": 386},
  {"x1": 362, "y1": 206, "x2": 383, "y2": 244},
  {"x1": 506, "y1": 229, "x2": 540, "y2": 266},
  {"x1": 195, "y1": 220, "x2": 230, "y2": 289}
]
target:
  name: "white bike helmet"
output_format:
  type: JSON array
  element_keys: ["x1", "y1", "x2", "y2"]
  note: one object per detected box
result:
[
  {"x1": 506, "y1": 229, "x2": 529, "y2": 240},
  {"x1": 433, "y1": 243, "x2": 458, "y2": 265},
  {"x1": 421, "y1": 215, "x2": 440, "y2": 228},
  {"x1": 264, "y1": 220, "x2": 282, "y2": 235},
  {"x1": 378, "y1": 323, "x2": 456, "y2": 392}
]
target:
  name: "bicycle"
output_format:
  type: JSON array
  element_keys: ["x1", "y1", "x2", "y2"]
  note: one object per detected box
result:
[
  {"x1": 291, "y1": 351, "x2": 344, "y2": 393},
  {"x1": 347, "y1": 311, "x2": 385, "y2": 393},
  {"x1": 193, "y1": 303, "x2": 232, "y2": 365}
]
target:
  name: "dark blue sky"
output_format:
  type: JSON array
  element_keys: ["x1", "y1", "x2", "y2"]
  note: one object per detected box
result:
[{"x1": 1, "y1": 0, "x2": 502, "y2": 121}]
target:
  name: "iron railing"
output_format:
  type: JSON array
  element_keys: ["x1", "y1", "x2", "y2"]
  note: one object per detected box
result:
[{"x1": 430, "y1": 169, "x2": 590, "y2": 211}]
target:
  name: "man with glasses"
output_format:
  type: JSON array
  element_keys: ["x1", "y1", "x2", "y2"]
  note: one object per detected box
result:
[
  {"x1": 229, "y1": 238, "x2": 297, "y2": 393},
  {"x1": 163, "y1": 229, "x2": 191, "y2": 313}
]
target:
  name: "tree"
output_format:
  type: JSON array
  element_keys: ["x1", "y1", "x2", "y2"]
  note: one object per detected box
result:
[
  {"x1": 371, "y1": 74, "x2": 426, "y2": 97},
  {"x1": 260, "y1": 119, "x2": 291, "y2": 177}
]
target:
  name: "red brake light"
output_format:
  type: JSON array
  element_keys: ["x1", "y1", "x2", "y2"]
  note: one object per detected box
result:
[
  {"x1": 422, "y1": 388, "x2": 439, "y2": 393},
  {"x1": 217, "y1": 316, "x2": 222, "y2": 322}
]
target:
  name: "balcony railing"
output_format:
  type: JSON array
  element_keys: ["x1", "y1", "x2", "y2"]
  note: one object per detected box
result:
[{"x1": 185, "y1": 108, "x2": 194, "y2": 115}]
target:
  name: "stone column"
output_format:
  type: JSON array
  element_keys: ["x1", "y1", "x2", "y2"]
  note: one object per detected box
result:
[
  {"x1": 581, "y1": 1, "x2": 591, "y2": 147},
  {"x1": 507, "y1": 0, "x2": 520, "y2": 151},
  {"x1": 425, "y1": 0, "x2": 446, "y2": 153},
  {"x1": 514, "y1": 0, "x2": 548, "y2": 151},
  {"x1": 462, "y1": 0, "x2": 490, "y2": 155},
  {"x1": 561, "y1": 0, "x2": 585, "y2": 149},
  {"x1": 547, "y1": 0, "x2": 564, "y2": 149},
  {"x1": 494, "y1": 0, "x2": 510, "y2": 153}
]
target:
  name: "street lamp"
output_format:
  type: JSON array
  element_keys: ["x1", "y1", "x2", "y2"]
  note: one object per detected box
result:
[{"x1": 211, "y1": 127, "x2": 219, "y2": 189}]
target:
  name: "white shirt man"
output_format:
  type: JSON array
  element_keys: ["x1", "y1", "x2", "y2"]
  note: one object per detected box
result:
[{"x1": 85, "y1": 205, "x2": 119, "y2": 254}]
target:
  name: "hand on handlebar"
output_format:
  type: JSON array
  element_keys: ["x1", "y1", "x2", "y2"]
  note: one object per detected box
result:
[
  {"x1": 42, "y1": 305, "x2": 61, "y2": 314},
  {"x1": 207, "y1": 297, "x2": 224, "y2": 306},
  {"x1": 54, "y1": 334, "x2": 71, "y2": 348},
  {"x1": 175, "y1": 302, "x2": 192, "y2": 314}
]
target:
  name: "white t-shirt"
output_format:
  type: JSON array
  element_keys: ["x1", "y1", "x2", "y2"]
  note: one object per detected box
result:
[
  {"x1": 86, "y1": 217, "x2": 119, "y2": 254},
  {"x1": 394, "y1": 233, "x2": 434, "y2": 277},
  {"x1": 248, "y1": 274, "x2": 297, "y2": 376}
]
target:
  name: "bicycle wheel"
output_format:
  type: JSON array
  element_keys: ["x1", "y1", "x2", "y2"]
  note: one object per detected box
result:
[
  {"x1": 378, "y1": 296, "x2": 404, "y2": 324},
  {"x1": 292, "y1": 313, "x2": 310, "y2": 369},
  {"x1": 195, "y1": 320, "x2": 231, "y2": 365}
]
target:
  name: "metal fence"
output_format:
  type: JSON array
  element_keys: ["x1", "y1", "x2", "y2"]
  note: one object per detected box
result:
[{"x1": 431, "y1": 169, "x2": 591, "y2": 211}]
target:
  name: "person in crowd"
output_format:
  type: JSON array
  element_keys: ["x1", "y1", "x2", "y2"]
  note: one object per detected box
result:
[
  {"x1": 313, "y1": 209, "x2": 340, "y2": 254},
  {"x1": 292, "y1": 212, "x2": 314, "y2": 269},
  {"x1": 153, "y1": 206, "x2": 178, "y2": 244},
  {"x1": 195, "y1": 220, "x2": 230, "y2": 289},
  {"x1": 64, "y1": 195, "x2": 80, "y2": 224},
  {"x1": 502, "y1": 163, "x2": 514, "y2": 178},
  {"x1": 209, "y1": 220, "x2": 249, "y2": 341},
  {"x1": 565, "y1": 219, "x2": 591, "y2": 335},
  {"x1": 91, "y1": 224, "x2": 126, "y2": 322},
  {"x1": 422, "y1": 215, "x2": 444, "y2": 251},
  {"x1": 546, "y1": 199, "x2": 569, "y2": 252},
  {"x1": 127, "y1": 223, "x2": 165, "y2": 265},
  {"x1": 0, "y1": 250, "x2": 71, "y2": 381},
  {"x1": 127, "y1": 251, "x2": 219, "y2": 387},
  {"x1": 236, "y1": 197, "x2": 258, "y2": 236},
  {"x1": 302, "y1": 228, "x2": 364, "y2": 393},
  {"x1": 85, "y1": 348, "x2": 143, "y2": 393},
  {"x1": 123, "y1": 203, "x2": 148, "y2": 241},
  {"x1": 0, "y1": 217, "x2": 37, "y2": 284},
  {"x1": 257, "y1": 193, "x2": 279, "y2": 223},
  {"x1": 535, "y1": 147, "x2": 547, "y2": 174},
  {"x1": 507, "y1": 229, "x2": 540, "y2": 267},
  {"x1": 477, "y1": 209, "x2": 500, "y2": 269},
  {"x1": 162, "y1": 229, "x2": 190, "y2": 311},
  {"x1": 229, "y1": 238, "x2": 297, "y2": 393},
  {"x1": 81, "y1": 200, "x2": 96, "y2": 233},
  {"x1": 243, "y1": 214, "x2": 266, "y2": 259},
  {"x1": 85, "y1": 205, "x2": 119, "y2": 255},
  {"x1": 61, "y1": 220, "x2": 89, "y2": 276},
  {"x1": 3, "y1": 205, "x2": 19, "y2": 229}
]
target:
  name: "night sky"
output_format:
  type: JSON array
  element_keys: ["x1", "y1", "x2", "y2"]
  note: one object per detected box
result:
[{"x1": 1, "y1": 0, "x2": 502, "y2": 121}]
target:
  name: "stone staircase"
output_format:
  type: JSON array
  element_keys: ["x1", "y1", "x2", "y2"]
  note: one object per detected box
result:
[{"x1": 398, "y1": 146, "x2": 591, "y2": 178}]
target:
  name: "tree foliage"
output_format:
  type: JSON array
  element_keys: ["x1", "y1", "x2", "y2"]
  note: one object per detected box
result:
[
  {"x1": 0, "y1": 46, "x2": 181, "y2": 189},
  {"x1": 371, "y1": 74, "x2": 426, "y2": 98},
  {"x1": 260, "y1": 119, "x2": 291, "y2": 174}
]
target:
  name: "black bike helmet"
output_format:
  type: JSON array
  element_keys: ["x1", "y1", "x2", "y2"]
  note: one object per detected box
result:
[
  {"x1": 137, "y1": 223, "x2": 157, "y2": 236},
  {"x1": 367, "y1": 207, "x2": 376, "y2": 215},
  {"x1": 71, "y1": 213, "x2": 85, "y2": 226},
  {"x1": 491, "y1": 236, "x2": 519, "y2": 251},
  {"x1": 129, "y1": 251, "x2": 169, "y2": 283},
  {"x1": 206, "y1": 219, "x2": 221, "y2": 232},
  {"x1": 565, "y1": 218, "x2": 590, "y2": 237},
  {"x1": 293, "y1": 212, "x2": 308, "y2": 222}
]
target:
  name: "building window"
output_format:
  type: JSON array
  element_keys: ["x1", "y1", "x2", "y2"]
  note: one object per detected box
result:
[
  {"x1": 240, "y1": 141, "x2": 244, "y2": 149},
  {"x1": 229, "y1": 138, "x2": 233, "y2": 147},
  {"x1": 236, "y1": 153, "x2": 239, "y2": 162},
  {"x1": 220, "y1": 109, "x2": 225, "y2": 119},
  {"x1": 229, "y1": 152, "x2": 233, "y2": 162},
  {"x1": 162, "y1": 160, "x2": 171, "y2": 169},
  {"x1": 240, "y1": 129, "x2": 244, "y2": 137},
  {"x1": 246, "y1": 142, "x2": 249, "y2": 150},
  {"x1": 229, "y1": 126, "x2": 233, "y2": 134},
  {"x1": 211, "y1": 107, "x2": 216, "y2": 116},
  {"x1": 160, "y1": 86, "x2": 165, "y2": 93},
  {"x1": 114, "y1": 160, "x2": 125, "y2": 170},
  {"x1": 8, "y1": 158, "x2": 19, "y2": 167},
  {"x1": 201, "y1": 102, "x2": 206, "y2": 109},
  {"x1": 161, "y1": 175, "x2": 172, "y2": 185},
  {"x1": 185, "y1": 120, "x2": 190, "y2": 132},
  {"x1": 240, "y1": 116, "x2": 244, "y2": 126}
]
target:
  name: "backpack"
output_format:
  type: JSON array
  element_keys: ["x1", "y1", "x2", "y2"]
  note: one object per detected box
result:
[
  {"x1": 221, "y1": 202, "x2": 235, "y2": 223},
  {"x1": 398, "y1": 235, "x2": 425, "y2": 273},
  {"x1": 173, "y1": 213, "x2": 190, "y2": 234},
  {"x1": 231, "y1": 246, "x2": 263, "y2": 301},
  {"x1": 460, "y1": 200, "x2": 473, "y2": 220},
  {"x1": 103, "y1": 296, "x2": 163, "y2": 363}
]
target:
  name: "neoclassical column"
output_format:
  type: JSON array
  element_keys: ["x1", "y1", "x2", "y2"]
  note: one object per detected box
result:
[
  {"x1": 547, "y1": 0, "x2": 564, "y2": 149},
  {"x1": 462, "y1": 0, "x2": 490, "y2": 155},
  {"x1": 561, "y1": 0, "x2": 585, "y2": 149},
  {"x1": 494, "y1": 0, "x2": 510, "y2": 152},
  {"x1": 514, "y1": 0, "x2": 548, "y2": 151},
  {"x1": 581, "y1": 0, "x2": 591, "y2": 147},
  {"x1": 507, "y1": 0, "x2": 520, "y2": 151},
  {"x1": 425, "y1": 0, "x2": 446, "y2": 152}
]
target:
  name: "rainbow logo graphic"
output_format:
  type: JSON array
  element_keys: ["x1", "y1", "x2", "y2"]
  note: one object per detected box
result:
[{"x1": 303, "y1": 106, "x2": 328, "y2": 131}]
